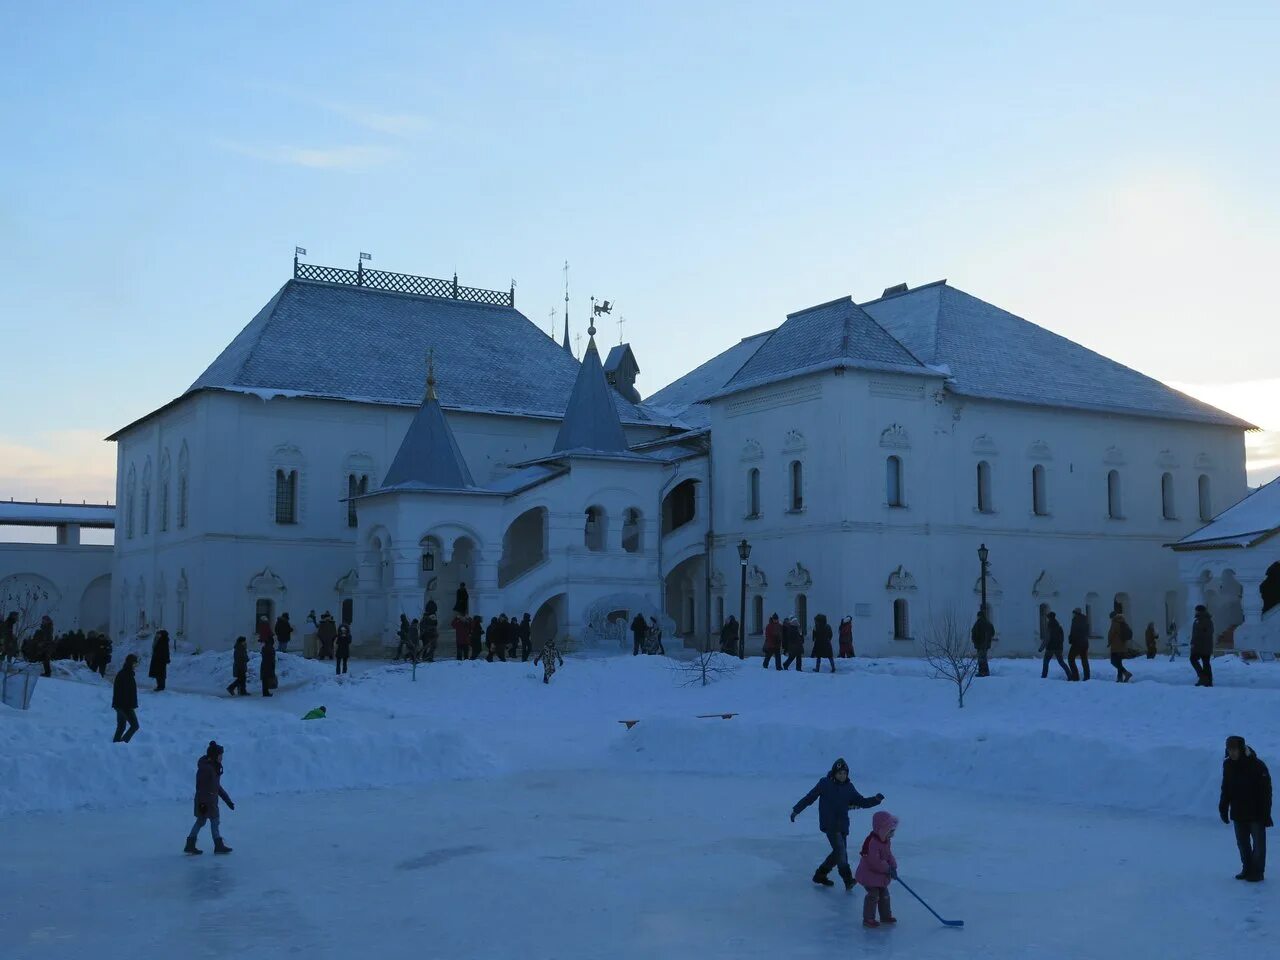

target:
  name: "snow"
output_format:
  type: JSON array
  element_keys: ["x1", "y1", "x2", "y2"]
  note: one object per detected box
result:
[
  {"x1": 3, "y1": 653, "x2": 1278, "y2": 958},
  {"x1": 1176, "y1": 476, "x2": 1280, "y2": 547}
]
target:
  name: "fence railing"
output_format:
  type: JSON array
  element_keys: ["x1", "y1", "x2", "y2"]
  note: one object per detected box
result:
[{"x1": 293, "y1": 259, "x2": 514, "y2": 307}]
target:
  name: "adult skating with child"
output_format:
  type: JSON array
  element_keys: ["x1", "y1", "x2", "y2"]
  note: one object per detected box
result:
[
  {"x1": 185, "y1": 741, "x2": 234, "y2": 855},
  {"x1": 791, "y1": 757, "x2": 884, "y2": 890},
  {"x1": 855, "y1": 810, "x2": 899, "y2": 928}
]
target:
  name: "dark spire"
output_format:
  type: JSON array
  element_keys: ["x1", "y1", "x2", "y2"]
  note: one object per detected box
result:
[
  {"x1": 381, "y1": 353, "x2": 475, "y2": 490},
  {"x1": 553, "y1": 319, "x2": 628, "y2": 453}
]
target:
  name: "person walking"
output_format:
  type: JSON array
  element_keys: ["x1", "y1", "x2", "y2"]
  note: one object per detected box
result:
[
  {"x1": 226, "y1": 636, "x2": 249, "y2": 696},
  {"x1": 811, "y1": 614, "x2": 836, "y2": 673},
  {"x1": 147, "y1": 629, "x2": 171, "y2": 691},
  {"x1": 517, "y1": 613, "x2": 533, "y2": 661},
  {"x1": 645, "y1": 616, "x2": 665, "y2": 655},
  {"x1": 1220, "y1": 735, "x2": 1272, "y2": 882},
  {"x1": 790, "y1": 757, "x2": 884, "y2": 890},
  {"x1": 35, "y1": 614, "x2": 54, "y2": 677},
  {"x1": 630, "y1": 613, "x2": 647, "y2": 656},
  {"x1": 1144, "y1": 621, "x2": 1158, "y2": 660},
  {"x1": 782, "y1": 618, "x2": 805, "y2": 671},
  {"x1": 255, "y1": 615, "x2": 273, "y2": 647},
  {"x1": 1, "y1": 611, "x2": 18, "y2": 665},
  {"x1": 1039, "y1": 611, "x2": 1070, "y2": 680},
  {"x1": 762, "y1": 613, "x2": 783, "y2": 670},
  {"x1": 971, "y1": 609, "x2": 994, "y2": 677},
  {"x1": 420, "y1": 615, "x2": 438, "y2": 663},
  {"x1": 184, "y1": 741, "x2": 234, "y2": 855},
  {"x1": 259, "y1": 634, "x2": 277, "y2": 697},
  {"x1": 395, "y1": 614, "x2": 412, "y2": 661},
  {"x1": 838, "y1": 616, "x2": 854, "y2": 659},
  {"x1": 1191, "y1": 604, "x2": 1215, "y2": 687},
  {"x1": 94, "y1": 632, "x2": 112, "y2": 678},
  {"x1": 454, "y1": 582, "x2": 470, "y2": 619},
  {"x1": 112, "y1": 654, "x2": 141, "y2": 743},
  {"x1": 720, "y1": 616, "x2": 740, "y2": 656},
  {"x1": 469, "y1": 616, "x2": 483, "y2": 660},
  {"x1": 275, "y1": 612, "x2": 293, "y2": 654},
  {"x1": 317, "y1": 612, "x2": 337, "y2": 661},
  {"x1": 335, "y1": 624, "x2": 352, "y2": 675},
  {"x1": 855, "y1": 811, "x2": 900, "y2": 928},
  {"x1": 533, "y1": 636, "x2": 565, "y2": 684},
  {"x1": 1107, "y1": 613, "x2": 1135, "y2": 683},
  {"x1": 1067, "y1": 608, "x2": 1090, "y2": 681},
  {"x1": 452, "y1": 615, "x2": 470, "y2": 661}
]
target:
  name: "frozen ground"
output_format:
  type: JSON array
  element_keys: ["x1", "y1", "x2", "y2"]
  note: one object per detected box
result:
[{"x1": 2, "y1": 653, "x2": 1278, "y2": 958}]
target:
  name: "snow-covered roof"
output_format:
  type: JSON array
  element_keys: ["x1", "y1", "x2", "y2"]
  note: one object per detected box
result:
[
  {"x1": 0, "y1": 501, "x2": 115, "y2": 528},
  {"x1": 642, "y1": 331, "x2": 772, "y2": 426},
  {"x1": 1172, "y1": 478, "x2": 1280, "y2": 550},
  {"x1": 186, "y1": 278, "x2": 666, "y2": 427},
  {"x1": 860, "y1": 282, "x2": 1254, "y2": 428},
  {"x1": 603, "y1": 344, "x2": 637, "y2": 375},
  {"x1": 378, "y1": 378, "x2": 477, "y2": 493},
  {"x1": 717, "y1": 296, "x2": 935, "y2": 397},
  {"x1": 553, "y1": 335, "x2": 631, "y2": 454}
]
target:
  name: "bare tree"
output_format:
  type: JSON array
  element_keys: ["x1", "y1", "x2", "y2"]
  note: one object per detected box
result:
[
  {"x1": 671, "y1": 649, "x2": 738, "y2": 688},
  {"x1": 1, "y1": 584, "x2": 54, "y2": 658},
  {"x1": 922, "y1": 608, "x2": 979, "y2": 708}
]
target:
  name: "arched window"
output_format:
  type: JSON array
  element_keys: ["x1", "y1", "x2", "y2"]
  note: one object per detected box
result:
[
  {"x1": 275, "y1": 469, "x2": 298, "y2": 524},
  {"x1": 158, "y1": 451, "x2": 170, "y2": 533},
  {"x1": 125, "y1": 466, "x2": 137, "y2": 539},
  {"x1": 1085, "y1": 591, "x2": 1100, "y2": 638},
  {"x1": 789, "y1": 460, "x2": 804, "y2": 512},
  {"x1": 177, "y1": 443, "x2": 190, "y2": 528},
  {"x1": 976, "y1": 460, "x2": 993, "y2": 513},
  {"x1": 752, "y1": 596, "x2": 764, "y2": 635},
  {"x1": 1198, "y1": 474, "x2": 1212, "y2": 522},
  {"x1": 584, "y1": 506, "x2": 607, "y2": 552},
  {"x1": 1161, "y1": 472, "x2": 1176, "y2": 520},
  {"x1": 140, "y1": 459, "x2": 152, "y2": 535},
  {"x1": 747, "y1": 468, "x2": 761, "y2": 518},
  {"x1": 347, "y1": 473, "x2": 369, "y2": 528},
  {"x1": 795, "y1": 593, "x2": 808, "y2": 632},
  {"x1": 1106, "y1": 470, "x2": 1122, "y2": 519},
  {"x1": 886, "y1": 456, "x2": 904, "y2": 507},
  {"x1": 1032, "y1": 464, "x2": 1048, "y2": 516},
  {"x1": 622, "y1": 508, "x2": 643, "y2": 553},
  {"x1": 893, "y1": 599, "x2": 911, "y2": 640}
]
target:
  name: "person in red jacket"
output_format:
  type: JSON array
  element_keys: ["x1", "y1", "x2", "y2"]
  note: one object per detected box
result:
[
  {"x1": 838, "y1": 616, "x2": 855, "y2": 658},
  {"x1": 452, "y1": 616, "x2": 470, "y2": 660},
  {"x1": 854, "y1": 810, "x2": 899, "y2": 928},
  {"x1": 762, "y1": 614, "x2": 782, "y2": 670},
  {"x1": 255, "y1": 615, "x2": 273, "y2": 645}
]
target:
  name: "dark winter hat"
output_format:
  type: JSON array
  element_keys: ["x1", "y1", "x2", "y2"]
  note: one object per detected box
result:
[
  {"x1": 124, "y1": 654, "x2": 138, "y2": 666},
  {"x1": 1196, "y1": 605, "x2": 1208, "y2": 613},
  {"x1": 206, "y1": 740, "x2": 224, "y2": 757},
  {"x1": 1226, "y1": 735, "x2": 1247, "y2": 753},
  {"x1": 831, "y1": 757, "x2": 850, "y2": 775}
]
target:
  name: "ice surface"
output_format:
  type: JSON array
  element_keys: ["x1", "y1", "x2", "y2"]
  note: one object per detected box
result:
[{"x1": 2, "y1": 655, "x2": 1278, "y2": 958}]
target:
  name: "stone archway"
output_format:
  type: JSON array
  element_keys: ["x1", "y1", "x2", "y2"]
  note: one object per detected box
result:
[{"x1": 79, "y1": 574, "x2": 111, "y2": 634}]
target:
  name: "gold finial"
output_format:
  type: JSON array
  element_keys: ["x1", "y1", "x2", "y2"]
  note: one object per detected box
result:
[{"x1": 426, "y1": 349, "x2": 437, "y2": 401}]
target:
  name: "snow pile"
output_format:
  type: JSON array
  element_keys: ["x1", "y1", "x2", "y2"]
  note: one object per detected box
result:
[{"x1": 2, "y1": 653, "x2": 1277, "y2": 819}]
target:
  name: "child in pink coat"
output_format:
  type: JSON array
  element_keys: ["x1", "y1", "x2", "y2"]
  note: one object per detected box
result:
[{"x1": 854, "y1": 810, "x2": 898, "y2": 928}]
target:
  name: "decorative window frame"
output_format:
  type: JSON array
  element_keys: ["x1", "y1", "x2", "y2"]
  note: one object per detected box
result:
[
  {"x1": 879, "y1": 424, "x2": 911, "y2": 450},
  {"x1": 269, "y1": 444, "x2": 306, "y2": 526}
]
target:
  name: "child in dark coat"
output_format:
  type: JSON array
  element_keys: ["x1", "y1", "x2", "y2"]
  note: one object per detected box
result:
[
  {"x1": 791, "y1": 758, "x2": 884, "y2": 890},
  {"x1": 855, "y1": 810, "x2": 899, "y2": 927}
]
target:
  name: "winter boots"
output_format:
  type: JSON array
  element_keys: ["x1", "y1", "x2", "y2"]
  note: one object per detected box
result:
[
  {"x1": 184, "y1": 838, "x2": 202, "y2": 855},
  {"x1": 213, "y1": 840, "x2": 233, "y2": 855},
  {"x1": 812, "y1": 871, "x2": 834, "y2": 887}
]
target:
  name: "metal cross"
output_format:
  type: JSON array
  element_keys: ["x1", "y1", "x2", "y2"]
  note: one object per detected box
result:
[{"x1": 616, "y1": 314, "x2": 626, "y2": 345}]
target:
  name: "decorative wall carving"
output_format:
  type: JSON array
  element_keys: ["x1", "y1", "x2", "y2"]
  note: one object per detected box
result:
[
  {"x1": 247, "y1": 567, "x2": 287, "y2": 594},
  {"x1": 784, "y1": 561, "x2": 812, "y2": 589},
  {"x1": 879, "y1": 424, "x2": 911, "y2": 449},
  {"x1": 1103, "y1": 446, "x2": 1126, "y2": 466},
  {"x1": 746, "y1": 565, "x2": 767, "y2": 590},
  {"x1": 1027, "y1": 440, "x2": 1052, "y2": 461},
  {"x1": 782, "y1": 429, "x2": 807, "y2": 452},
  {"x1": 971, "y1": 434, "x2": 998, "y2": 456},
  {"x1": 886, "y1": 565, "x2": 918, "y2": 592},
  {"x1": 1157, "y1": 449, "x2": 1180, "y2": 469},
  {"x1": 1194, "y1": 452, "x2": 1214, "y2": 470},
  {"x1": 741, "y1": 439, "x2": 764, "y2": 462},
  {"x1": 709, "y1": 569, "x2": 726, "y2": 592},
  {"x1": 1032, "y1": 570, "x2": 1059, "y2": 598}
]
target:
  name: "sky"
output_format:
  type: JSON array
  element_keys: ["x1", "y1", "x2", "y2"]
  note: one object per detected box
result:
[{"x1": 1, "y1": 0, "x2": 1277, "y2": 519}]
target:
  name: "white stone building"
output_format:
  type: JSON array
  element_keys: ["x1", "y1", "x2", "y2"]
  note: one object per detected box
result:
[
  {"x1": 108, "y1": 262, "x2": 1253, "y2": 656},
  {"x1": 1170, "y1": 477, "x2": 1280, "y2": 653}
]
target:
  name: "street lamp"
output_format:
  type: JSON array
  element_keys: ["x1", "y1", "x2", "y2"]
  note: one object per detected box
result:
[
  {"x1": 737, "y1": 538, "x2": 752, "y2": 660},
  {"x1": 977, "y1": 543, "x2": 990, "y2": 620}
]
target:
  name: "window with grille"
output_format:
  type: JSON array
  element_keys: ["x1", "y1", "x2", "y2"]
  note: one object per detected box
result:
[
  {"x1": 1106, "y1": 470, "x2": 1122, "y2": 519},
  {"x1": 747, "y1": 468, "x2": 761, "y2": 518},
  {"x1": 275, "y1": 469, "x2": 298, "y2": 524},
  {"x1": 886, "y1": 456, "x2": 904, "y2": 507},
  {"x1": 1032, "y1": 465, "x2": 1048, "y2": 516},
  {"x1": 789, "y1": 461, "x2": 804, "y2": 512},
  {"x1": 893, "y1": 598, "x2": 910, "y2": 640},
  {"x1": 1161, "y1": 472, "x2": 1176, "y2": 520},
  {"x1": 1198, "y1": 474, "x2": 1212, "y2": 522},
  {"x1": 976, "y1": 461, "x2": 993, "y2": 513}
]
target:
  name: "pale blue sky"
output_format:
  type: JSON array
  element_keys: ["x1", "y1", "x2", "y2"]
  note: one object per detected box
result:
[{"x1": 2, "y1": 0, "x2": 1277, "y2": 508}]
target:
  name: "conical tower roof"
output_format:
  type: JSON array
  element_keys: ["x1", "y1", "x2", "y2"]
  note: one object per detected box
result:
[
  {"x1": 553, "y1": 326, "x2": 629, "y2": 454},
  {"x1": 381, "y1": 355, "x2": 476, "y2": 490}
]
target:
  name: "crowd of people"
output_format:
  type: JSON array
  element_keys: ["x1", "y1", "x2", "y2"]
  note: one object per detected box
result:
[{"x1": 2, "y1": 611, "x2": 117, "y2": 678}]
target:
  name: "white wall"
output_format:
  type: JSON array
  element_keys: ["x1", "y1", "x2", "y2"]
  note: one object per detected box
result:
[
  {"x1": 0, "y1": 542, "x2": 113, "y2": 634},
  {"x1": 708, "y1": 368, "x2": 1249, "y2": 656}
]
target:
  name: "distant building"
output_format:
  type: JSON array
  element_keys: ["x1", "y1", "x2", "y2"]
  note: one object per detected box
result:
[{"x1": 107, "y1": 263, "x2": 1252, "y2": 655}]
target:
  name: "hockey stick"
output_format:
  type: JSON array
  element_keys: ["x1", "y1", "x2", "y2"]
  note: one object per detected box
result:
[{"x1": 893, "y1": 875, "x2": 964, "y2": 927}]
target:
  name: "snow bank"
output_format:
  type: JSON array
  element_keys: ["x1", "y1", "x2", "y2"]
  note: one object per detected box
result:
[{"x1": 3, "y1": 653, "x2": 1276, "y2": 819}]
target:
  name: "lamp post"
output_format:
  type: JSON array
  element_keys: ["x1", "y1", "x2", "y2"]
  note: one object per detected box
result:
[
  {"x1": 737, "y1": 538, "x2": 752, "y2": 660},
  {"x1": 977, "y1": 543, "x2": 990, "y2": 620}
]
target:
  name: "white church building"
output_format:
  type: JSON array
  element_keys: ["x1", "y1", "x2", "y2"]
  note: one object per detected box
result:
[{"x1": 107, "y1": 260, "x2": 1253, "y2": 656}]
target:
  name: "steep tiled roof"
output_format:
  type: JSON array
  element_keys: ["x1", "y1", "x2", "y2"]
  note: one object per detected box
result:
[
  {"x1": 718, "y1": 296, "x2": 937, "y2": 395},
  {"x1": 860, "y1": 282, "x2": 1254, "y2": 428},
  {"x1": 643, "y1": 331, "x2": 772, "y2": 427},
  {"x1": 553, "y1": 335, "x2": 630, "y2": 454},
  {"x1": 189, "y1": 279, "x2": 662, "y2": 425},
  {"x1": 379, "y1": 378, "x2": 477, "y2": 493}
]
